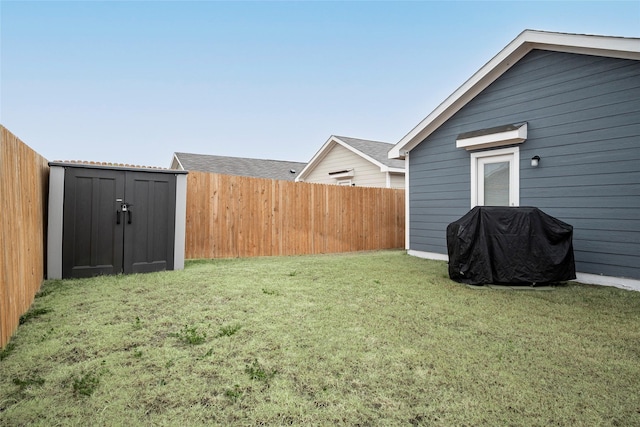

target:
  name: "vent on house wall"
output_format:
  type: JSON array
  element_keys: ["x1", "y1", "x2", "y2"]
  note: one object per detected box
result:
[{"x1": 328, "y1": 169, "x2": 354, "y2": 179}]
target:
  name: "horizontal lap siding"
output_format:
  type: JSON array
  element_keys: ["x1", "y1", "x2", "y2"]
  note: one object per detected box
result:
[
  {"x1": 410, "y1": 50, "x2": 640, "y2": 279},
  {"x1": 303, "y1": 144, "x2": 387, "y2": 188},
  {"x1": 409, "y1": 134, "x2": 469, "y2": 254},
  {"x1": 390, "y1": 173, "x2": 405, "y2": 189}
]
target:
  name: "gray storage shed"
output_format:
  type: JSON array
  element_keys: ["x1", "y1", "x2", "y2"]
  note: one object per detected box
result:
[{"x1": 47, "y1": 162, "x2": 188, "y2": 279}]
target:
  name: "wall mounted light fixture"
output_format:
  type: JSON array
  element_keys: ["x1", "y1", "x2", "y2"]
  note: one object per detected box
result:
[{"x1": 531, "y1": 155, "x2": 541, "y2": 167}]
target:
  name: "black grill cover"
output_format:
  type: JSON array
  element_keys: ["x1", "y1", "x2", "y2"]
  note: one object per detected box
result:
[{"x1": 446, "y1": 207, "x2": 576, "y2": 285}]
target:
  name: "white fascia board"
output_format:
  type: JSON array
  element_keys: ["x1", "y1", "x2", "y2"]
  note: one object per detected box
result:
[
  {"x1": 171, "y1": 153, "x2": 185, "y2": 170},
  {"x1": 334, "y1": 136, "x2": 388, "y2": 171},
  {"x1": 527, "y1": 30, "x2": 640, "y2": 61},
  {"x1": 389, "y1": 40, "x2": 529, "y2": 159},
  {"x1": 295, "y1": 135, "x2": 337, "y2": 182},
  {"x1": 456, "y1": 123, "x2": 527, "y2": 150},
  {"x1": 388, "y1": 30, "x2": 640, "y2": 160}
]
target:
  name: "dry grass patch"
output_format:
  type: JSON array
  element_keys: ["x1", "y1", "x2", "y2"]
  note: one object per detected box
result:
[{"x1": 1, "y1": 250, "x2": 639, "y2": 425}]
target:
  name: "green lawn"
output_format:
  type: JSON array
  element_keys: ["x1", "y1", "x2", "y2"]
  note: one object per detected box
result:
[{"x1": 1, "y1": 250, "x2": 639, "y2": 426}]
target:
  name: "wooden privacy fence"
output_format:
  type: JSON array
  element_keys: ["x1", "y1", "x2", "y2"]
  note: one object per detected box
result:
[
  {"x1": 185, "y1": 171, "x2": 405, "y2": 259},
  {"x1": 0, "y1": 126, "x2": 49, "y2": 349}
]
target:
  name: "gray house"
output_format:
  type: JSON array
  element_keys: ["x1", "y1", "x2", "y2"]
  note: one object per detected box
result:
[
  {"x1": 389, "y1": 30, "x2": 640, "y2": 291},
  {"x1": 171, "y1": 152, "x2": 306, "y2": 181}
]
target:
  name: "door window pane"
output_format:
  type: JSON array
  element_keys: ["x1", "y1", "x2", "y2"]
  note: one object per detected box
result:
[{"x1": 484, "y1": 161, "x2": 509, "y2": 206}]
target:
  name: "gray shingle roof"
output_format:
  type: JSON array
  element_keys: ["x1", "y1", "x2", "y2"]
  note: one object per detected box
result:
[
  {"x1": 173, "y1": 152, "x2": 307, "y2": 181},
  {"x1": 335, "y1": 136, "x2": 405, "y2": 170}
]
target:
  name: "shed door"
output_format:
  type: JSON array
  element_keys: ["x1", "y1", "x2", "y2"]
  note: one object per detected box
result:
[
  {"x1": 63, "y1": 168, "x2": 125, "y2": 278},
  {"x1": 62, "y1": 168, "x2": 177, "y2": 278},
  {"x1": 123, "y1": 171, "x2": 176, "y2": 274}
]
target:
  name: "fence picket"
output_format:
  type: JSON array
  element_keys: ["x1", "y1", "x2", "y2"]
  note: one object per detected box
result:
[
  {"x1": 184, "y1": 171, "x2": 405, "y2": 259},
  {"x1": 0, "y1": 126, "x2": 49, "y2": 349}
]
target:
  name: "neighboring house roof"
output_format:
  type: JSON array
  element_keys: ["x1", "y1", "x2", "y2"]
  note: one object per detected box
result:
[
  {"x1": 389, "y1": 29, "x2": 640, "y2": 159},
  {"x1": 296, "y1": 135, "x2": 405, "y2": 182},
  {"x1": 171, "y1": 152, "x2": 307, "y2": 181}
]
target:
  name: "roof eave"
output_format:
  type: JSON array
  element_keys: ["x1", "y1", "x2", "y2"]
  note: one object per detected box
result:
[
  {"x1": 296, "y1": 135, "x2": 338, "y2": 181},
  {"x1": 388, "y1": 30, "x2": 640, "y2": 160},
  {"x1": 171, "y1": 153, "x2": 185, "y2": 170},
  {"x1": 333, "y1": 136, "x2": 391, "y2": 170},
  {"x1": 299, "y1": 135, "x2": 401, "y2": 180}
]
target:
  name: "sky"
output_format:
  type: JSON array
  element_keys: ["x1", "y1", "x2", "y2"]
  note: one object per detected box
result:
[{"x1": 1, "y1": 1, "x2": 639, "y2": 168}]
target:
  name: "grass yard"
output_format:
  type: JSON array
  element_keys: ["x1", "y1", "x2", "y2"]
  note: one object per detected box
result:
[{"x1": 1, "y1": 250, "x2": 639, "y2": 426}]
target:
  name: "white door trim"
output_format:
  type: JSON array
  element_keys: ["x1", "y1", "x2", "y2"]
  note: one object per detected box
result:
[{"x1": 470, "y1": 146, "x2": 520, "y2": 208}]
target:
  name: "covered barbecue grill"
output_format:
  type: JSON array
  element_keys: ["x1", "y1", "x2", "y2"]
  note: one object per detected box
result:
[{"x1": 446, "y1": 206, "x2": 576, "y2": 285}]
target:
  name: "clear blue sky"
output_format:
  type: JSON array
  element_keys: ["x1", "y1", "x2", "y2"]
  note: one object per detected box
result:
[{"x1": 2, "y1": 1, "x2": 639, "y2": 167}]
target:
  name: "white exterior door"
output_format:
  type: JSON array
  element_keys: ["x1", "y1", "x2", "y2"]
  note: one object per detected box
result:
[{"x1": 471, "y1": 147, "x2": 519, "y2": 207}]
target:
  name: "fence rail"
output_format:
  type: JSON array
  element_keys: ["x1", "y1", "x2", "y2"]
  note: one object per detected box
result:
[
  {"x1": 0, "y1": 126, "x2": 49, "y2": 349},
  {"x1": 185, "y1": 172, "x2": 405, "y2": 259}
]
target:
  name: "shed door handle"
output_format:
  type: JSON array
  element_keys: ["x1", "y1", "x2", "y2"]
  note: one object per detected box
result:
[
  {"x1": 116, "y1": 210, "x2": 121, "y2": 225},
  {"x1": 128, "y1": 210, "x2": 132, "y2": 224}
]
